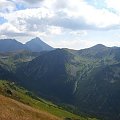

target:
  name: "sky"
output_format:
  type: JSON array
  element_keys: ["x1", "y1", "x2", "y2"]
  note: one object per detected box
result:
[{"x1": 0, "y1": 0, "x2": 120, "y2": 49}]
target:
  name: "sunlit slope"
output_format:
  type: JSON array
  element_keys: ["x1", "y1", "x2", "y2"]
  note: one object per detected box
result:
[{"x1": 0, "y1": 94, "x2": 61, "y2": 120}]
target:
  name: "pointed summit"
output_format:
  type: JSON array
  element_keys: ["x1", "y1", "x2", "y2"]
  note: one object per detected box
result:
[
  {"x1": 25, "y1": 37, "x2": 54, "y2": 52},
  {"x1": 30, "y1": 37, "x2": 41, "y2": 42}
]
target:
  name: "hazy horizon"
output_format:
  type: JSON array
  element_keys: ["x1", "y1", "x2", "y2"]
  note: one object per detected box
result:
[{"x1": 0, "y1": 37, "x2": 119, "y2": 50}]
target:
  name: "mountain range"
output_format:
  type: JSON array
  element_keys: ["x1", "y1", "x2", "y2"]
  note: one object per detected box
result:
[
  {"x1": 0, "y1": 37, "x2": 53, "y2": 52},
  {"x1": 0, "y1": 38, "x2": 120, "y2": 120}
]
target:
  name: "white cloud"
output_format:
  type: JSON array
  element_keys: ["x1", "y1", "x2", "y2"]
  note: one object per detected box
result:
[
  {"x1": 39, "y1": 0, "x2": 120, "y2": 30},
  {"x1": 47, "y1": 26, "x2": 62, "y2": 35},
  {"x1": 22, "y1": 0, "x2": 44, "y2": 4},
  {"x1": 63, "y1": 0, "x2": 120, "y2": 29},
  {"x1": 0, "y1": 22, "x2": 40, "y2": 37},
  {"x1": 0, "y1": 0, "x2": 16, "y2": 12},
  {"x1": 11, "y1": 0, "x2": 44, "y2": 8},
  {"x1": 1, "y1": 0, "x2": 120, "y2": 35},
  {"x1": 0, "y1": 0, "x2": 120, "y2": 49},
  {"x1": 1, "y1": 7, "x2": 54, "y2": 32},
  {"x1": 70, "y1": 30, "x2": 87, "y2": 36},
  {"x1": 0, "y1": 23, "x2": 20, "y2": 34},
  {"x1": 105, "y1": 0, "x2": 120, "y2": 13}
]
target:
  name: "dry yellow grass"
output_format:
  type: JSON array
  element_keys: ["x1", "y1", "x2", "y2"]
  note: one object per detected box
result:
[{"x1": 0, "y1": 95, "x2": 62, "y2": 120}]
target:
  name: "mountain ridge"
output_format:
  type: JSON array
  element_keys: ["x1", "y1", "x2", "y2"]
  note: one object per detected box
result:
[{"x1": 0, "y1": 37, "x2": 54, "y2": 52}]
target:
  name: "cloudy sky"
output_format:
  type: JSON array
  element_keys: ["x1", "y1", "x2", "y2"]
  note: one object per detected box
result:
[{"x1": 0, "y1": 0, "x2": 120, "y2": 49}]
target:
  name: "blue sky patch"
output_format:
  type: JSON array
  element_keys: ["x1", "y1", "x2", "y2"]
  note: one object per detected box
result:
[
  {"x1": 16, "y1": 3, "x2": 26, "y2": 10},
  {"x1": 0, "y1": 17, "x2": 7, "y2": 24},
  {"x1": 85, "y1": 0, "x2": 106, "y2": 9}
]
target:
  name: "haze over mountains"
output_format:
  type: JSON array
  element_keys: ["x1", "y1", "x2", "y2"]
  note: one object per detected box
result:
[
  {"x1": 0, "y1": 37, "x2": 53, "y2": 52},
  {"x1": 0, "y1": 38, "x2": 120, "y2": 120}
]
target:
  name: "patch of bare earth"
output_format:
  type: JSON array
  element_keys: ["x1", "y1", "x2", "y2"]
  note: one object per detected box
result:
[{"x1": 0, "y1": 95, "x2": 62, "y2": 120}]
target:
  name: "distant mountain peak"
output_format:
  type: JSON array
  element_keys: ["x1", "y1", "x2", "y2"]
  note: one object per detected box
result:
[
  {"x1": 31, "y1": 37, "x2": 41, "y2": 41},
  {"x1": 25, "y1": 37, "x2": 54, "y2": 52},
  {"x1": 87, "y1": 44, "x2": 108, "y2": 52},
  {"x1": 0, "y1": 38, "x2": 27, "y2": 52},
  {"x1": 35, "y1": 37, "x2": 40, "y2": 39},
  {"x1": 91, "y1": 44, "x2": 107, "y2": 48}
]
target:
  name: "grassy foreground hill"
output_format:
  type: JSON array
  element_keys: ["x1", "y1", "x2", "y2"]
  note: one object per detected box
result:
[
  {"x1": 0, "y1": 80, "x2": 98, "y2": 120},
  {"x1": 0, "y1": 95, "x2": 61, "y2": 120}
]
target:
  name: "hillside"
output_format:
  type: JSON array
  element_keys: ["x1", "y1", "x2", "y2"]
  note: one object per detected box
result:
[
  {"x1": 16, "y1": 49, "x2": 76, "y2": 103},
  {"x1": 0, "y1": 95, "x2": 61, "y2": 120}
]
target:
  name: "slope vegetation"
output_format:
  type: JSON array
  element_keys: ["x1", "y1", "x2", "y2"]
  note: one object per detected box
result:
[{"x1": 0, "y1": 95, "x2": 61, "y2": 120}]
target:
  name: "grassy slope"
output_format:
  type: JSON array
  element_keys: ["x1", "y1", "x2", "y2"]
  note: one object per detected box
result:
[
  {"x1": 0, "y1": 80, "x2": 98, "y2": 120},
  {"x1": 0, "y1": 95, "x2": 61, "y2": 120}
]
